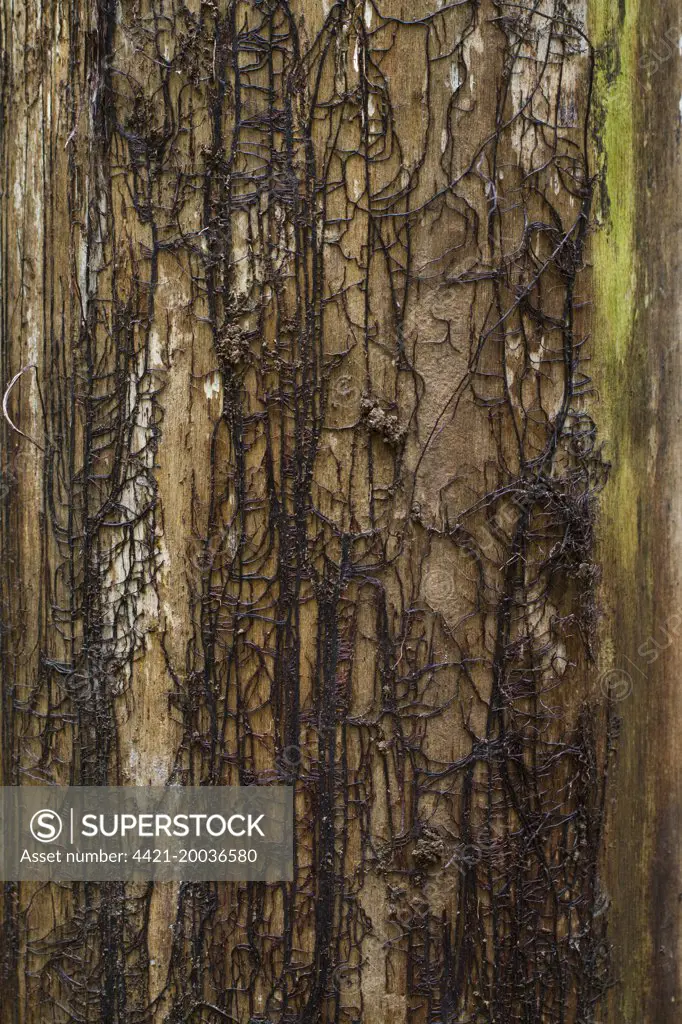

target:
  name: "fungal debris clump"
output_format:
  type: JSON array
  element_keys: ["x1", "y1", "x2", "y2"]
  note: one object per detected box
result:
[
  {"x1": 361, "y1": 395, "x2": 407, "y2": 445},
  {"x1": 413, "y1": 827, "x2": 445, "y2": 869},
  {"x1": 215, "y1": 323, "x2": 251, "y2": 371}
]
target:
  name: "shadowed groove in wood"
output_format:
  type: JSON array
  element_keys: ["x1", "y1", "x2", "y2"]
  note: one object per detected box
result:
[{"x1": 0, "y1": 1, "x2": 614, "y2": 1022}]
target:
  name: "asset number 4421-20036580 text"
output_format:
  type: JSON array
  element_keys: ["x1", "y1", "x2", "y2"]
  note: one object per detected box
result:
[{"x1": 132, "y1": 848, "x2": 258, "y2": 864}]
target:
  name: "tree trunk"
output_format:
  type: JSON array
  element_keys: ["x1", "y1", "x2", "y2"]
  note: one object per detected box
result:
[{"x1": 0, "y1": 0, "x2": 668, "y2": 1021}]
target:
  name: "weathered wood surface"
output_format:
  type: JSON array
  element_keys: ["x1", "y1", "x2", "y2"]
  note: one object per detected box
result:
[
  {"x1": 0, "y1": 0, "x2": 672, "y2": 1021},
  {"x1": 593, "y1": 1, "x2": 682, "y2": 1020}
]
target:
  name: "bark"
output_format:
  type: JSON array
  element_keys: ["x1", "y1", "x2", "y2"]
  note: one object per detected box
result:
[{"x1": 0, "y1": 0, "x2": 659, "y2": 1021}]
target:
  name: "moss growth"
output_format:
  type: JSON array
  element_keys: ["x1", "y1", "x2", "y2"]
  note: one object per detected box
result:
[
  {"x1": 592, "y1": 0, "x2": 638, "y2": 362},
  {"x1": 590, "y1": 0, "x2": 644, "y2": 580},
  {"x1": 590, "y1": 5, "x2": 660, "y2": 1022}
]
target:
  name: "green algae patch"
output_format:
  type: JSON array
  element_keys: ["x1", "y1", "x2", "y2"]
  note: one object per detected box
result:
[
  {"x1": 591, "y1": 0, "x2": 638, "y2": 361},
  {"x1": 590, "y1": 0, "x2": 644, "y2": 581}
]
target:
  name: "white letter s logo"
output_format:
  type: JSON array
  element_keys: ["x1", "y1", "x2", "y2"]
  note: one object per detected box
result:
[{"x1": 29, "y1": 809, "x2": 63, "y2": 843}]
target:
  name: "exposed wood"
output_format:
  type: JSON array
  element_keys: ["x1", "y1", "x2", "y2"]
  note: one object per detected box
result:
[
  {"x1": 593, "y1": 1, "x2": 682, "y2": 1020},
  {"x1": 0, "y1": 0, "x2": 666, "y2": 1021}
]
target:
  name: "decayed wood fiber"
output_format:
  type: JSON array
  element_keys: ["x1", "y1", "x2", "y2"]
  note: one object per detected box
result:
[{"x1": 0, "y1": 1, "x2": 638, "y2": 1021}]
